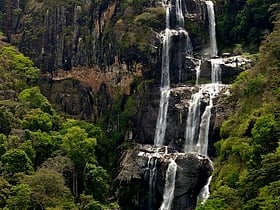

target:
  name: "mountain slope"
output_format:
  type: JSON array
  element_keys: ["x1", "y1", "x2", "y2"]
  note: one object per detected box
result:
[{"x1": 198, "y1": 14, "x2": 280, "y2": 210}]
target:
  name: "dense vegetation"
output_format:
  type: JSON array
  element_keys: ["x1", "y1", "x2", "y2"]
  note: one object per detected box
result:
[
  {"x1": 216, "y1": 0, "x2": 279, "y2": 53},
  {"x1": 198, "y1": 14, "x2": 280, "y2": 210},
  {"x1": 0, "y1": 34, "x2": 118, "y2": 209}
]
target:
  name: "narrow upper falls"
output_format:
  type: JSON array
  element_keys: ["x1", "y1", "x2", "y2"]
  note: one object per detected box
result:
[
  {"x1": 154, "y1": 3, "x2": 171, "y2": 146},
  {"x1": 206, "y1": 0, "x2": 218, "y2": 57}
]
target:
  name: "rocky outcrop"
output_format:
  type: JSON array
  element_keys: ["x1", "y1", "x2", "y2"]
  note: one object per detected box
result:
[
  {"x1": 199, "y1": 56, "x2": 253, "y2": 84},
  {"x1": 39, "y1": 61, "x2": 143, "y2": 121},
  {"x1": 117, "y1": 144, "x2": 213, "y2": 210}
]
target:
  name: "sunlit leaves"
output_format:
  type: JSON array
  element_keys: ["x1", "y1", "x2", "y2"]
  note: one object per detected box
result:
[
  {"x1": 62, "y1": 126, "x2": 97, "y2": 166},
  {"x1": 19, "y1": 87, "x2": 53, "y2": 113}
]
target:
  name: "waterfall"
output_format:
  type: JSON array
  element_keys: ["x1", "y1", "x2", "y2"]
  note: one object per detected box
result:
[
  {"x1": 154, "y1": 2, "x2": 172, "y2": 146},
  {"x1": 145, "y1": 156, "x2": 158, "y2": 210},
  {"x1": 206, "y1": 1, "x2": 218, "y2": 57},
  {"x1": 196, "y1": 86, "x2": 215, "y2": 155},
  {"x1": 176, "y1": 0, "x2": 184, "y2": 27},
  {"x1": 184, "y1": 91, "x2": 202, "y2": 153},
  {"x1": 211, "y1": 58, "x2": 222, "y2": 83},
  {"x1": 154, "y1": 31, "x2": 171, "y2": 146},
  {"x1": 196, "y1": 60, "x2": 201, "y2": 85},
  {"x1": 159, "y1": 159, "x2": 177, "y2": 210}
]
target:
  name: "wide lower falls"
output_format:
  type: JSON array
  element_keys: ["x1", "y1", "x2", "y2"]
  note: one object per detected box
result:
[{"x1": 116, "y1": 0, "x2": 248, "y2": 209}]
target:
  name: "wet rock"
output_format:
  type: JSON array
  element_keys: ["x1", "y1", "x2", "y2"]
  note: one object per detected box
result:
[{"x1": 116, "y1": 144, "x2": 213, "y2": 210}]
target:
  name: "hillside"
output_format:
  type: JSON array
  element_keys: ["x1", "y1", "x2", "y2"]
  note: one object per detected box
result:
[
  {"x1": 0, "y1": 34, "x2": 118, "y2": 209},
  {"x1": 198, "y1": 15, "x2": 280, "y2": 210}
]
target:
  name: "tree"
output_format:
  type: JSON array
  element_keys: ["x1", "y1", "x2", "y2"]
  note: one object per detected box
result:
[
  {"x1": 0, "y1": 106, "x2": 14, "y2": 135},
  {"x1": 22, "y1": 168, "x2": 76, "y2": 209},
  {"x1": 0, "y1": 177, "x2": 10, "y2": 207},
  {"x1": 19, "y1": 87, "x2": 53, "y2": 114},
  {"x1": 61, "y1": 126, "x2": 97, "y2": 196},
  {"x1": 22, "y1": 108, "x2": 53, "y2": 132},
  {"x1": 84, "y1": 163, "x2": 109, "y2": 203},
  {"x1": 1, "y1": 148, "x2": 33, "y2": 176},
  {"x1": 5, "y1": 184, "x2": 32, "y2": 210},
  {"x1": 25, "y1": 130, "x2": 57, "y2": 167},
  {"x1": 61, "y1": 126, "x2": 97, "y2": 166}
]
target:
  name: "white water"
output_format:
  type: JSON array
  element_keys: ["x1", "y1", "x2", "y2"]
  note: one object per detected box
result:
[
  {"x1": 146, "y1": 156, "x2": 158, "y2": 209},
  {"x1": 211, "y1": 58, "x2": 222, "y2": 83},
  {"x1": 159, "y1": 159, "x2": 177, "y2": 210},
  {"x1": 184, "y1": 91, "x2": 202, "y2": 153},
  {"x1": 176, "y1": 0, "x2": 185, "y2": 27},
  {"x1": 154, "y1": 4, "x2": 171, "y2": 146},
  {"x1": 195, "y1": 60, "x2": 201, "y2": 85},
  {"x1": 206, "y1": 1, "x2": 218, "y2": 57}
]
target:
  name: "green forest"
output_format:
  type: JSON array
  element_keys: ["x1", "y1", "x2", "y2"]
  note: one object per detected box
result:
[
  {"x1": 0, "y1": 36, "x2": 118, "y2": 209},
  {"x1": 0, "y1": 0, "x2": 279, "y2": 209}
]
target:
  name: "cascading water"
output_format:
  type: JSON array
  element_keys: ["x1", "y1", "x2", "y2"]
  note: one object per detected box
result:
[
  {"x1": 159, "y1": 158, "x2": 177, "y2": 210},
  {"x1": 184, "y1": 91, "x2": 202, "y2": 153},
  {"x1": 145, "y1": 156, "x2": 158, "y2": 210},
  {"x1": 176, "y1": 0, "x2": 185, "y2": 27},
  {"x1": 184, "y1": 0, "x2": 223, "y2": 203},
  {"x1": 152, "y1": 0, "x2": 222, "y2": 208},
  {"x1": 211, "y1": 58, "x2": 222, "y2": 84},
  {"x1": 206, "y1": 1, "x2": 218, "y2": 57},
  {"x1": 154, "y1": 3, "x2": 171, "y2": 146}
]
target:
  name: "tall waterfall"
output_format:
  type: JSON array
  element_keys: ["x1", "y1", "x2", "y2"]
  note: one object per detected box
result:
[
  {"x1": 159, "y1": 159, "x2": 177, "y2": 210},
  {"x1": 154, "y1": 3, "x2": 171, "y2": 146},
  {"x1": 184, "y1": 0, "x2": 222, "y2": 203},
  {"x1": 206, "y1": 1, "x2": 218, "y2": 57}
]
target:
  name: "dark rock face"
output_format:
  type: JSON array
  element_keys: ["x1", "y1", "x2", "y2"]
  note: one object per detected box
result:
[
  {"x1": 0, "y1": 0, "x2": 117, "y2": 71},
  {"x1": 134, "y1": 84, "x2": 231, "y2": 154},
  {"x1": 39, "y1": 77, "x2": 97, "y2": 121},
  {"x1": 117, "y1": 144, "x2": 213, "y2": 210}
]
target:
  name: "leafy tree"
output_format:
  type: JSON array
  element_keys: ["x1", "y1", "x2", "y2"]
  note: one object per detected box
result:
[
  {"x1": 22, "y1": 108, "x2": 53, "y2": 132},
  {"x1": 1, "y1": 148, "x2": 33, "y2": 175},
  {"x1": 5, "y1": 184, "x2": 32, "y2": 210},
  {"x1": 0, "y1": 177, "x2": 10, "y2": 207},
  {"x1": 24, "y1": 130, "x2": 58, "y2": 167},
  {"x1": 258, "y1": 180, "x2": 280, "y2": 209},
  {"x1": 251, "y1": 114, "x2": 277, "y2": 154},
  {"x1": 19, "y1": 87, "x2": 53, "y2": 114},
  {"x1": 61, "y1": 126, "x2": 97, "y2": 196},
  {"x1": 0, "y1": 106, "x2": 14, "y2": 135},
  {"x1": 84, "y1": 163, "x2": 109, "y2": 203},
  {"x1": 61, "y1": 126, "x2": 97, "y2": 166},
  {"x1": 22, "y1": 168, "x2": 76, "y2": 209}
]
